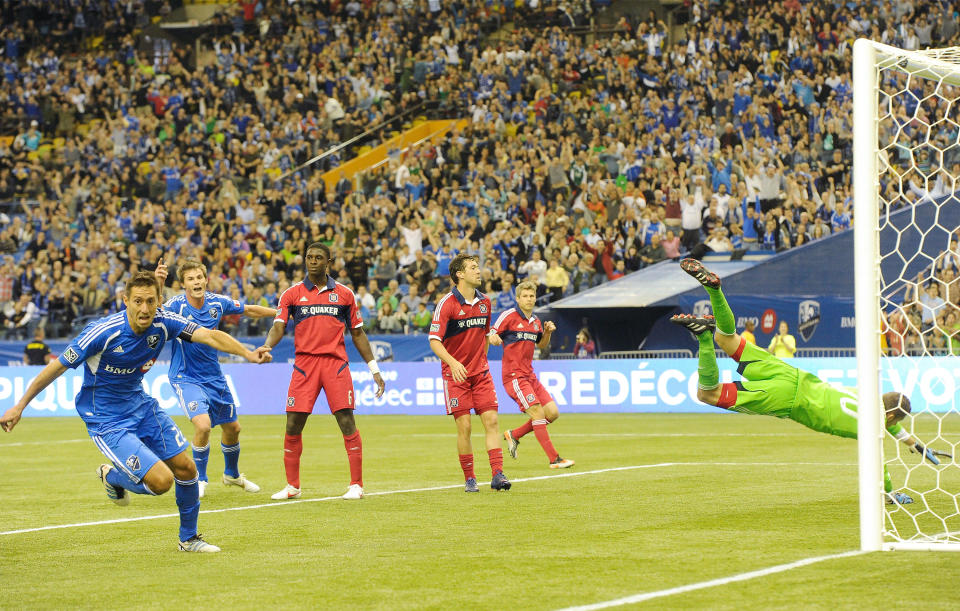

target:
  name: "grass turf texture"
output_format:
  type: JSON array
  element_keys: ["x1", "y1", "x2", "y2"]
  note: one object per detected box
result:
[{"x1": 1, "y1": 413, "x2": 958, "y2": 610}]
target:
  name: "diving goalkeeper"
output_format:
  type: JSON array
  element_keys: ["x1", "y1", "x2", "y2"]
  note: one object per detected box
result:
[{"x1": 672, "y1": 258, "x2": 952, "y2": 505}]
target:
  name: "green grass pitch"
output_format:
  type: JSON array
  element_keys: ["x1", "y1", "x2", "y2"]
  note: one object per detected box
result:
[{"x1": 1, "y1": 413, "x2": 958, "y2": 609}]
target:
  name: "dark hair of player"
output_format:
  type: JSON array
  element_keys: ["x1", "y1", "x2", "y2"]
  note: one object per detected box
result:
[
  {"x1": 882, "y1": 392, "x2": 912, "y2": 417},
  {"x1": 306, "y1": 242, "x2": 331, "y2": 259},
  {"x1": 176, "y1": 259, "x2": 207, "y2": 283},
  {"x1": 125, "y1": 271, "x2": 161, "y2": 299},
  {"x1": 448, "y1": 253, "x2": 479, "y2": 282}
]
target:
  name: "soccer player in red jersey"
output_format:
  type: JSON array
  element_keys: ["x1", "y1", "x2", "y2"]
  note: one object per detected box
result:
[
  {"x1": 262, "y1": 243, "x2": 385, "y2": 501},
  {"x1": 494, "y1": 281, "x2": 575, "y2": 469},
  {"x1": 429, "y1": 254, "x2": 512, "y2": 492}
]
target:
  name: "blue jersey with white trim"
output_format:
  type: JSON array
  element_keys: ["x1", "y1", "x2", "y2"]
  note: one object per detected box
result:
[
  {"x1": 164, "y1": 292, "x2": 244, "y2": 385},
  {"x1": 58, "y1": 310, "x2": 197, "y2": 422}
]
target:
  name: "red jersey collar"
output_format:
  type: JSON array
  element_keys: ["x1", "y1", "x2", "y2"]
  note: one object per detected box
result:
[
  {"x1": 303, "y1": 275, "x2": 337, "y2": 293},
  {"x1": 453, "y1": 286, "x2": 484, "y2": 306}
]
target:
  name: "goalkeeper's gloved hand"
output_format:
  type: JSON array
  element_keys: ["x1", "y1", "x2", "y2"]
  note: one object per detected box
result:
[
  {"x1": 887, "y1": 491, "x2": 914, "y2": 505},
  {"x1": 913, "y1": 442, "x2": 952, "y2": 465}
]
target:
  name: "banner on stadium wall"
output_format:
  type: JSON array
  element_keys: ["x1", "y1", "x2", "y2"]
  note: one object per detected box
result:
[
  {"x1": 7, "y1": 357, "x2": 957, "y2": 417},
  {"x1": 677, "y1": 295, "x2": 856, "y2": 348}
]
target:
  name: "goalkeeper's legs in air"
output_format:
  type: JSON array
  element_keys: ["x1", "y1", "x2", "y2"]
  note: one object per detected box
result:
[
  {"x1": 679, "y1": 258, "x2": 742, "y2": 356},
  {"x1": 670, "y1": 313, "x2": 726, "y2": 406}
]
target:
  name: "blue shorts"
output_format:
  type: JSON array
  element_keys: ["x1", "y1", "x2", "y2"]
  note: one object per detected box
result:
[
  {"x1": 84, "y1": 398, "x2": 189, "y2": 483},
  {"x1": 171, "y1": 380, "x2": 238, "y2": 428}
]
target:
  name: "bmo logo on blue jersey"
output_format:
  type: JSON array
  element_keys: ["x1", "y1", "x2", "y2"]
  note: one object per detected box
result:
[{"x1": 104, "y1": 364, "x2": 138, "y2": 375}]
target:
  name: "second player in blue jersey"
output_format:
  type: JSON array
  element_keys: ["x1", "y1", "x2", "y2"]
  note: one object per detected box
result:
[{"x1": 157, "y1": 259, "x2": 277, "y2": 498}]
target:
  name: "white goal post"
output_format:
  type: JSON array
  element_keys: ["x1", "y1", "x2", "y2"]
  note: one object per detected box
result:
[{"x1": 854, "y1": 38, "x2": 960, "y2": 552}]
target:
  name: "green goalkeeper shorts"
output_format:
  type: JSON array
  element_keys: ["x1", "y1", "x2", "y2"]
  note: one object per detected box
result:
[{"x1": 729, "y1": 341, "x2": 798, "y2": 419}]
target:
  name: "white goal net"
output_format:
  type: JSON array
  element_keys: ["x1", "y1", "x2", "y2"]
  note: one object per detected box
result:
[{"x1": 854, "y1": 39, "x2": 960, "y2": 551}]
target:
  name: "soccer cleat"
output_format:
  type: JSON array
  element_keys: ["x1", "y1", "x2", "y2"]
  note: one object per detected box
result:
[
  {"x1": 886, "y1": 491, "x2": 914, "y2": 505},
  {"x1": 680, "y1": 258, "x2": 721, "y2": 289},
  {"x1": 178, "y1": 534, "x2": 221, "y2": 553},
  {"x1": 270, "y1": 484, "x2": 302, "y2": 500},
  {"x1": 550, "y1": 457, "x2": 576, "y2": 469},
  {"x1": 670, "y1": 313, "x2": 716, "y2": 336},
  {"x1": 198, "y1": 480, "x2": 207, "y2": 498},
  {"x1": 97, "y1": 464, "x2": 130, "y2": 507},
  {"x1": 464, "y1": 477, "x2": 480, "y2": 493},
  {"x1": 342, "y1": 484, "x2": 364, "y2": 500},
  {"x1": 223, "y1": 473, "x2": 260, "y2": 493},
  {"x1": 504, "y1": 430, "x2": 519, "y2": 459},
  {"x1": 491, "y1": 471, "x2": 512, "y2": 491}
]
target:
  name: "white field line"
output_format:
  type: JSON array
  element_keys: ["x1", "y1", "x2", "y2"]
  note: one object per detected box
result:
[
  {"x1": 0, "y1": 461, "x2": 854, "y2": 537},
  {"x1": 0, "y1": 432, "x2": 810, "y2": 448},
  {"x1": 557, "y1": 550, "x2": 869, "y2": 610}
]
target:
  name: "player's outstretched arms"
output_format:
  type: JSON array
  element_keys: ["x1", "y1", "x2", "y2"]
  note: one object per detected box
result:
[
  {"x1": 192, "y1": 327, "x2": 272, "y2": 364},
  {"x1": 1, "y1": 360, "x2": 68, "y2": 432},
  {"x1": 908, "y1": 439, "x2": 953, "y2": 465},
  {"x1": 243, "y1": 304, "x2": 280, "y2": 319}
]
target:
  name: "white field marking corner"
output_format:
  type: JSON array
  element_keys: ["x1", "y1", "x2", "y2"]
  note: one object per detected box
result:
[
  {"x1": 556, "y1": 550, "x2": 868, "y2": 610},
  {"x1": 0, "y1": 461, "x2": 854, "y2": 537}
]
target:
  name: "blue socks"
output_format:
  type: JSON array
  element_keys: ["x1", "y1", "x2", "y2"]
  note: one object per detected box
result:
[
  {"x1": 221, "y1": 442, "x2": 240, "y2": 478},
  {"x1": 106, "y1": 466, "x2": 156, "y2": 496},
  {"x1": 192, "y1": 444, "x2": 210, "y2": 482},
  {"x1": 175, "y1": 476, "x2": 200, "y2": 542}
]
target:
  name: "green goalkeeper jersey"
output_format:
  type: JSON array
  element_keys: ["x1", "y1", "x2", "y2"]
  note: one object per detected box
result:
[{"x1": 791, "y1": 373, "x2": 906, "y2": 440}]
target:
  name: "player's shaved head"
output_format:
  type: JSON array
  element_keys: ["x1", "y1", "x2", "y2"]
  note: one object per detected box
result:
[
  {"x1": 125, "y1": 271, "x2": 161, "y2": 300},
  {"x1": 306, "y1": 242, "x2": 331, "y2": 259}
]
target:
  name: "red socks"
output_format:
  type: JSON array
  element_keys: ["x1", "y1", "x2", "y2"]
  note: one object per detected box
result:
[
  {"x1": 343, "y1": 431, "x2": 363, "y2": 486},
  {"x1": 532, "y1": 419, "x2": 559, "y2": 462},
  {"x1": 283, "y1": 434, "x2": 302, "y2": 488},
  {"x1": 459, "y1": 454, "x2": 475, "y2": 481},
  {"x1": 488, "y1": 448, "x2": 504, "y2": 476},
  {"x1": 511, "y1": 419, "x2": 534, "y2": 440}
]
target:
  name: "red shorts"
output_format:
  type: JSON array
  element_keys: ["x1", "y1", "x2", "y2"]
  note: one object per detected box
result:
[
  {"x1": 443, "y1": 370, "x2": 498, "y2": 418},
  {"x1": 286, "y1": 354, "x2": 355, "y2": 414},
  {"x1": 503, "y1": 375, "x2": 554, "y2": 413}
]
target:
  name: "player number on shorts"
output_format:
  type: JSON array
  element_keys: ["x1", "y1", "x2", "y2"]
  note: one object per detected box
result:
[
  {"x1": 348, "y1": 390, "x2": 353, "y2": 406},
  {"x1": 172, "y1": 427, "x2": 186, "y2": 447}
]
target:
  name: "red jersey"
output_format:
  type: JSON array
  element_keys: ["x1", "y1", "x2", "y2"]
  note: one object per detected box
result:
[
  {"x1": 429, "y1": 287, "x2": 492, "y2": 378},
  {"x1": 276, "y1": 275, "x2": 362, "y2": 360},
  {"x1": 491, "y1": 307, "x2": 543, "y2": 381}
]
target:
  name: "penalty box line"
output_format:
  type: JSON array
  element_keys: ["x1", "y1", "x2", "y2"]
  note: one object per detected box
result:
[
  {"x1": 0, "y1": 461, "x2": 854, "y2": 537},
  {"x1": 556, "y1": 550, "x2": 868, "y2": 610}
]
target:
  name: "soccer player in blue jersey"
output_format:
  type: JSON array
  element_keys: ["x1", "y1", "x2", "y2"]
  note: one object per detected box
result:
[
  {"x1": 156, "y1": 259, "x2": 277, "y2": 498},
  {"x1": 0, "y1": 272, "x2": 272, "y2": 552}
]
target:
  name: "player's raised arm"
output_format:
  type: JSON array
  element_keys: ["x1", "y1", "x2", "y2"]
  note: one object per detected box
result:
[
  {"x1": 191, "y1": 327, "x2": 272, "y2": 363},
  {"x1": 154, "y1": 258, "x2": 169, "y2": 285},
  {"x1": 538, "y1": 320, "x2": 556, "y2": 351},
  {"x1": 1, "y1": 359, "x2": 68, "y2": 432}
]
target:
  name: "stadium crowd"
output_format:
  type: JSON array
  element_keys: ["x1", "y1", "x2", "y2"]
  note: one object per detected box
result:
[{"x1": 0, "y1": 0, "x2": 958, "y2": 340}]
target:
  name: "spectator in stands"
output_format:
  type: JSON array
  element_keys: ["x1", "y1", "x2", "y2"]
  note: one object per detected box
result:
[
  {"x1": 741, "y1": 320, "x2": 757, "y2": 346},
  {"x1": 23, "y1": 326, "x2": 53, "y2": 365},
  {"x1": 768, "y1": 321, "x2": 797, "y2": 358},
  {"x1": 573, "y1": 328, "x2": 596, "y2": 359}
]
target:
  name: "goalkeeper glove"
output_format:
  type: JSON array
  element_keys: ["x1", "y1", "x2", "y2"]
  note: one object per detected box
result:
[
  {"x1": 887, "y1": 491, "x2": 914, "y2": 505},
  {"x1": 913, "y1": 442, "x2": 952, "y2": 466}
]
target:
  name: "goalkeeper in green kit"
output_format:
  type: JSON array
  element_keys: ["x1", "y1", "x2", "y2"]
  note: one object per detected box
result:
[{"x1": 672, "y1": 258, "x2": 952, "y2": 505}]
